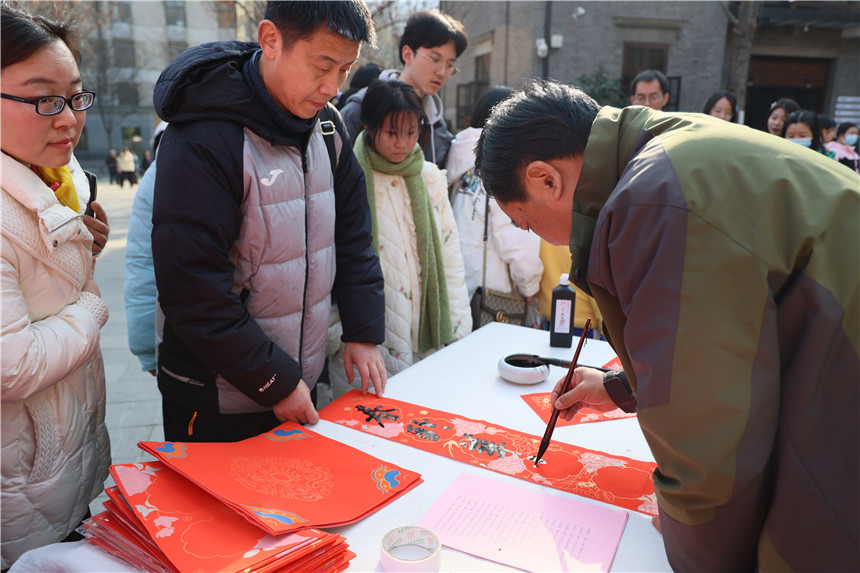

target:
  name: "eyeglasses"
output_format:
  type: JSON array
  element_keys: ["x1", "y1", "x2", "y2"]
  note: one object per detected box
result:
[
  {"x1": 416, "y1": 50, "x2": 459, "y2": 77},
  {"x1": 1, "y1": 91, "x2": 96, "y2": 116},
  {"x1": 633, "y1": 93, "x2": 666, "y2": 105}
]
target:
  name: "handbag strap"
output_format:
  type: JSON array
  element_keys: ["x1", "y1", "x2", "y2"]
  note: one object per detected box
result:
[{"x1": 480, "y1": 187, "x2": 490, "y2": 291}]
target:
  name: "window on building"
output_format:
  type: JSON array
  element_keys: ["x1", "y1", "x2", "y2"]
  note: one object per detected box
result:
[
  {"x1": 113, "y1": 1, "x2": 132, "y2": 23},
  {"x1": 665, "y1": 77, "x2": 681, "y2": 112},
  {"x1": 114, "y1": 39, "x2": 135, "y2": 68},
  {"x1": 621, "y1": 42, "x2": 668, "y2": 94},
  {"x1": 475, "y1": 53, "x2": 490, "y2": 86},
  {"x1": 168, "y1": 41, "x2": 188, "y2": 62},
  {"x1": 164, "y1": 1, "x2": 186, "y2": 27},
  {"x1": 456, "y1": 82, "x2": 484, "y2": 132},
  {"x1": 621, "y1": 42, "x2": 680, "y2": 111},
  {"x1": 455, "y1": 53, "x2": 491, "y2": 131},
  {"x1": 117, "y1": 82, "x2": 139, "y2": 106},
  {"x1": 215, "y1": 1, "x2": 236, "y2": 28}
]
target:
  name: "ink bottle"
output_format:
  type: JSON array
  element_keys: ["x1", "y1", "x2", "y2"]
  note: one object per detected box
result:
[{"x1": 549, "y1": 273, "x2": 576, "y2": 348}]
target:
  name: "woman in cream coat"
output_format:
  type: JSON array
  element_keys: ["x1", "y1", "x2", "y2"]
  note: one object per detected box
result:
[
  {"x1": 447, "y1": 88, "x2": 543, "y2": 304},
  {"x1": 1, "y1": 4, "x2": 110, "y2": 567},
  {"x1": 327, "y1": 80, "x2": 471, "y2": 398}
]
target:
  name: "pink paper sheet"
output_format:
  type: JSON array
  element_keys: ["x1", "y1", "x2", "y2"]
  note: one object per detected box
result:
[{"x1": 418, "y1": 473, "x2": 627, "y2": 572}]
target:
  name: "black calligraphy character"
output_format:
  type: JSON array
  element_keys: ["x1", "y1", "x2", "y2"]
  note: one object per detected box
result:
[
  {"x1": 406, "y1": 424, "x2": 440, "y2": 441},
  {"x1": 356, "y1": 404, "x2": 399, "y2": 427}
]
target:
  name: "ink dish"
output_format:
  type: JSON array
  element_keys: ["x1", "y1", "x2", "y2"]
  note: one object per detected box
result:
[{"x1": 497, "y1": 355, "x2": 549, "y2": 385}]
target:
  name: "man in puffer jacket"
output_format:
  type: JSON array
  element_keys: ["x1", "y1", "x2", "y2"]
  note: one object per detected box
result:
[{"x1": 151, "y1": 1, "x2": 386, "y2": 442}]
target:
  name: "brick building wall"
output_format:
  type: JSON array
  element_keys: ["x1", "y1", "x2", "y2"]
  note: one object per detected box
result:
[{"x1": 440, "y1": 1, "x2": 859, "y2": 131}]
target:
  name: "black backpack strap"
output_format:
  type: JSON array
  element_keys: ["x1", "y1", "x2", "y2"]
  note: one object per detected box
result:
[
  {"x1": 319, "y1": 106, "x2": 338, "y2": 175},
  {"x1": 83, "y1": 169, "x2": 98, "y2": 216}
]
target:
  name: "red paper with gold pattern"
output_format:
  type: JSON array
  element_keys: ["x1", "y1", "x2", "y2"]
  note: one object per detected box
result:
[
  {"x1": 320, "y1": 390, "x2": 657, "y2": 516},
  {"x1": 106, "y1": 461, "x2": 351, "y2": 572},
  {"x1": 521, "y1": 392, "x2": 636, "y2": 426},
  {"x1": 137, "y1": 422, "x2": 423, "y2": 535},
  {"x1": 520, "y1": 356, "x2": 635, "y2": 426}
]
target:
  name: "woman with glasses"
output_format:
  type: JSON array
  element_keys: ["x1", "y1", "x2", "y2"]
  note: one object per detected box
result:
[
  {"x1": 0, "y1": 3, "x2": 110, "y2": 567},
  {"x1": 339, "y1": 9, "x2": 467, "y2": 169}
]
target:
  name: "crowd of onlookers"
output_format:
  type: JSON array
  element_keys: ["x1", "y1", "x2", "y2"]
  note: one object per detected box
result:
[
  {"x1": 2, "y1": 1, "x2": 857, "y2": 571},
  {"x1": 104, "y1": 145, "x2": 154, "y2": 188},
  {"x1": 632, "y1": 69, "x2": 860, "y2": 173}
]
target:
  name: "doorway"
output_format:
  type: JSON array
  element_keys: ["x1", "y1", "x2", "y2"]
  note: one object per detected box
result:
[{"x1": 746, "y1": 56, "x2": 831, "y2": 131}]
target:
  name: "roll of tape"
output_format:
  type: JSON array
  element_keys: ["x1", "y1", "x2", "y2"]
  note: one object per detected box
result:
[{"x1": 379, "y1": 526, "x2": 442, "y2": 572}]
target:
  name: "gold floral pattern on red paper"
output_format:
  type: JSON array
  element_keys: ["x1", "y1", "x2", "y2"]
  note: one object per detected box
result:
[
  {"x1": 321, "y1": 390, "x2": 657, "y2": 516},
  {"x1": 227, "y1": 457, "x2": 334, "y2": 501}
]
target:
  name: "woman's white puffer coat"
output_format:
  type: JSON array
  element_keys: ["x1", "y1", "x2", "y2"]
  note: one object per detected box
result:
[{"x1": 1, "y1": 152, "x2": 110, "y2": 568}]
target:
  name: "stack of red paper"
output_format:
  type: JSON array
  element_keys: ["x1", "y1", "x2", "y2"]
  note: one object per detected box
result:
[
  {"x1": 81, "y1": 422, "x2": 423, "y2": 571},
  {"x1": 82, "y1": 462, "x2": 353, "y2": 572}
]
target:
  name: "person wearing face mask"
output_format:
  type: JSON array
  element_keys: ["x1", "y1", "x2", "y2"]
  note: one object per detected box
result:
[
  {"x1": 327, "y1": 79, "x2": 471, "y2": 398},
  {"x1": 783, "y1": 110, "x2": 835, "y2": 158},
  {"x1": 826, "y1": 122, "x2": 860, "y2": 173},
  {"x1": 765, "y1": 97, "x2": 799, "y2": 136},
  {"x1": 1, "y1": 3, "x2": 111, "y2": 567},
  {"x1": 339, "y1": 9, "x2": 468, "y2": 169}
]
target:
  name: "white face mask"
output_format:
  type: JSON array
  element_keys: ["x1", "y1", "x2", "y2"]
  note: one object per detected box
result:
[
  {"x1": 788, "y1": 137, "x2": 812, "y2": 148},
  {"x1": 845, "y1": 134, "x2": 859, "y2": 146}
]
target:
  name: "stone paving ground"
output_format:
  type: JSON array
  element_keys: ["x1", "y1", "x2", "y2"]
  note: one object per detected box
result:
[{"x1": 89, "y1": 180, "x2": 164, "y2": 514}]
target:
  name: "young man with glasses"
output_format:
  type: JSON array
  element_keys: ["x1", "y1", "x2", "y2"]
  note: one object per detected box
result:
[{"x1": 340, "y1": 9, "x2": 467, "y2": 169}]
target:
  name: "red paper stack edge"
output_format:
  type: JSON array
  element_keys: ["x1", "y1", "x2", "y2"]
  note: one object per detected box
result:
[
  {"x1": 78, "y1": 461, "x2": 354, "y2": 573},
  {"x1": 136, "y1": 422, "x2": 423, "y2": 536}
]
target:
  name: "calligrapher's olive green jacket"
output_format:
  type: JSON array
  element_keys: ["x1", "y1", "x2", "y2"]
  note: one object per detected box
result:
[{"x1": 570, "y1": 106, "x2": 859, "y2": 572}]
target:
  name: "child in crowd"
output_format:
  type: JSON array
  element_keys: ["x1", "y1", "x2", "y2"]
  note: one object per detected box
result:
[
  {"x1": 783, "y1": 110, "x2": 835, "y2": 158},
  {"x1": 827, "y1": 122, "x2": 860, "y2": 173},
  {"x1": 327, "y1": 80, "x2": 471, "y2": 395},
  {"x1": 765, "y1": 97, "x2": 799, "y2": 136}
]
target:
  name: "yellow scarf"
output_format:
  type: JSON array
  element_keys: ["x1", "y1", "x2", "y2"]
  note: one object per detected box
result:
[{"x1": 37, "y1": 166, "x2": 80, "y2": 213}]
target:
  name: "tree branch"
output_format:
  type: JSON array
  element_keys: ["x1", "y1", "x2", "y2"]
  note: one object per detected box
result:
[{"x1": 720, "y1": 0, "x2": 741, "y2": 32}]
